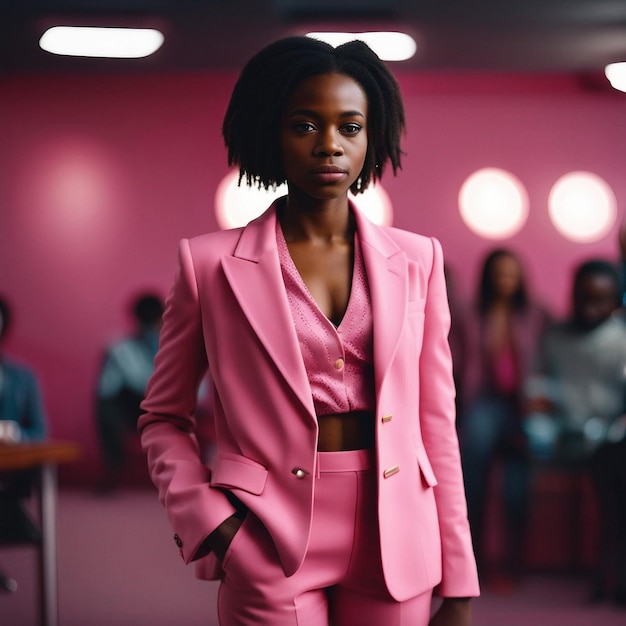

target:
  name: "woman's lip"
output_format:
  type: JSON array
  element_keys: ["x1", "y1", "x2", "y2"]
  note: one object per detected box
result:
[
  {"x1": 310, "y1": 165, "x2": 348, "y2": 183},
  {"x1": 310, "y1": 171, "x2": 348, "y2": 183},
  {"x1": 311, "y1": 165, "x2": 347, "y2": 174}
]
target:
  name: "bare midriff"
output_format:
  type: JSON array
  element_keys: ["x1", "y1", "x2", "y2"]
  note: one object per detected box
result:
[{"x1": 317, "y1": 411, "x2": 376, "y2": 451}]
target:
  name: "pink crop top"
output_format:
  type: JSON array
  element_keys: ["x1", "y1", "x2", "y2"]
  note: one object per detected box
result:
[
  {"x1": 277, "y1": 222, "x2": 376, "y2": 416},
  {"x1": 492, "y1": 342, "x2": 519, "y2": 395}
]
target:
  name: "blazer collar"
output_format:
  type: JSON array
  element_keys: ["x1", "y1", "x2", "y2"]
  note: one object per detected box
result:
[
  {"x1": 232, "y1": 198, "x2": 403, "y2": 261},
  {"x1": 231, "y1": 199, "x2": 282, "y2": 262},
  {"x1": 223, "y1": 199, "x2": 409, "y2": 411},
  {"x1": 352, "y1": 205, "x2": 408, "y2": 395},
  {"x1": 222, "y1": 201, "x2": 316, "y2": 417}
]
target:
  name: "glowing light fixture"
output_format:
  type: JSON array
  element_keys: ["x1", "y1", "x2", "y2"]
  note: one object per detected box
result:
[
  {"x1": 605, "y1": 62, "x2": 626, "y2": 93},
  {"x1": 215, "y1": 171, "x2": 283, "y2": 230},
  {"x1": 458, "y1": 168, "x2": 529, "y2": 239},
  {"x1": 215, "y1": 169, "x2": 393, "y2": 229},
  {"x1": 39, "y1": 26, "x2": 164, "y2": 58},
  {"x1": 306, "y1": 32, "x2": 416, "y2": 61},
  {"x1": 350, "y1": 182, "x2": 393, "y2": 226},
  {"x1": 548, "y1": 171, "x2": 616, "y2": 243}
]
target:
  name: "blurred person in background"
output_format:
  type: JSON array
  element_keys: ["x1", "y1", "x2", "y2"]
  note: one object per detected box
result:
[
  {"x1": 527, "y1": 259, "x2": 626, "y2": 607},
  {"x1": 458, "y1": 249, "x2": 551, "y2": 592},
  {"x1": 0, "y1": 294, "x2": 48, "y2": 591},
  {"x1": 0, "y1": 295, "x2": 47, "y2": 442},
  {"x1": 95, "y1": 292, "x2": 163, "y2": 492}
]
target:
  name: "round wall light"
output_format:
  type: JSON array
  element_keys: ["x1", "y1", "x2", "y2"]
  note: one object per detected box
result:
[
  {"x1": 458, "y1": 168, "x2": 529, "y2": 239},
  {"x1": 215, "y1": 171, "x2": 284, "y2": 230},
  {"x1": 215, "y1": 170, "x2": 393, "y2": 229},
  {"x1": 548, "y1": 171, "x2": 617, "y2": 243}
]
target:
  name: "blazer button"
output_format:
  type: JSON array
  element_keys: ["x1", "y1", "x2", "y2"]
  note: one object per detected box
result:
[
  {"x1": 173, "y1": 533, "x2": 183, "y2": 548},
  {"x1": 383, "y1": 465, "x2": 400, "y2": 479},
  {"x1": 381, "y1": 414, "x2": 393, "y2": 423},
  {"x1": 292, "y1": 468, "x2": 307, "y2": 479}
]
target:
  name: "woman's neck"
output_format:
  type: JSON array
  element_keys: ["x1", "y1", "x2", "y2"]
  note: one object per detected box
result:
[{"x1": 279, "y1": 195, "x2": 353, "y2": 244}]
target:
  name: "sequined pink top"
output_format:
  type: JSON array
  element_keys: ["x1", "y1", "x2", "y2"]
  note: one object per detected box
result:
[{"x1": 277, "y1": 222, "x2": 376, "y2": 416}]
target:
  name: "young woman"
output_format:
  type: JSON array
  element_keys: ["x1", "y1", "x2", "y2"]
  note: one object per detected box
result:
[
  {"x1": 139, "y1": 36, "x2": 479, "y2": 625},
  {"x1": 458, "y1": 249, "x2": 550, "y2": 589}
]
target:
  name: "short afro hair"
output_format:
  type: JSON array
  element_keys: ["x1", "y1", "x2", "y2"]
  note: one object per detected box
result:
[
  {"x1": 222, "y1": 36, "x2": 406, "y2": 195},
  {"x1": 132, "y1": 294, "x2": 164, "y2": 327},
  {"x1": 573, "y1": 259, "x2": 622, "y2": 308}
]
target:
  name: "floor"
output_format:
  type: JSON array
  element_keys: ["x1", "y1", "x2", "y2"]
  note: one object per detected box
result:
[{"x1": 1, "y1": 487, "x2": 626, "y2": 626}]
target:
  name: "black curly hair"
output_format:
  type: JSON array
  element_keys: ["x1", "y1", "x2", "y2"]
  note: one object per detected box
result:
[
  {"x1": 477, "y1": 248, "x2": 529, "y2": 314},
  {"x1": 222, "y1": 36, "x2": 405, "y2": 195}
]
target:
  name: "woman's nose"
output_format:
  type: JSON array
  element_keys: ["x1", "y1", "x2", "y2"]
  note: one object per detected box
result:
[{"x1": 314, "y1": 129, "x2": 343, "y2": 156}]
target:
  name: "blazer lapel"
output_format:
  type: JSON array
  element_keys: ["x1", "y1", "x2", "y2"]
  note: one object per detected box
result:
[
  {"x1": 220, "y1": 202, "x2": 408, "y2": 414},
  {"x1": 220, "y1": 203, "x2": 316, "y2": 418},
  {"x1": 353, "y1": 206, "x2": 408, "y2": 396}
]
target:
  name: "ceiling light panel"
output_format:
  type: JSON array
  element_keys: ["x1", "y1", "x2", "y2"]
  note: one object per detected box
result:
[
  {"x1": 306, "y1": 31, "x2": 416, "y2": 61},
  {"x1": 39, "y1": 26, "x2": 164, "y2": 59}
]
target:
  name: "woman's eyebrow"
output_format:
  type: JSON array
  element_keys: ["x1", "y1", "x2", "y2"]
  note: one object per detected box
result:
[{"x1": 286, "y1": 108, "x2": 365, "y2": 118}]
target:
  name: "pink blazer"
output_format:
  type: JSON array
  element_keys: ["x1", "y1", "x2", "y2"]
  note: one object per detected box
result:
[{"x1": 138, "y1": 202, "x2": 479, "y2": 602}]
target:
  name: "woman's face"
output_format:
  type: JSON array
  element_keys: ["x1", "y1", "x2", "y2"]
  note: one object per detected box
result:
[
  {"x1": 489, "y1": 254, "x2": 522, "y2": 299},
  {"x1": 280, "y1": 72, "x2": 368, "y2": 202}
]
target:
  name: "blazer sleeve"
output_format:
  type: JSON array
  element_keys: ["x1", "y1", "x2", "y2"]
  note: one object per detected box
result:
[
  {"x1": 419, "y1": 237, "x2": 480, "y2": 597},
  {"x1": 138, "y1": 239, "x2": 237, "y2": 564}
]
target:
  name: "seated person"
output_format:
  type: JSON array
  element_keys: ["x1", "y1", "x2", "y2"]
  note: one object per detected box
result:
[
  {"x1": 526, "y1": 259, "x2": 626, "y2": 464},
  {"x1": 0, "y1": 295, "x2": 48, "y2": 590},
  {"x1": 95, "y1": 293, "x2": 163, "y2": 491},
  {"x1": 0, "y1": 296, "x2": 47, "y2": 444},
  {"x1": 526, "y1": 260, "x2": 626, "y2": 607}
]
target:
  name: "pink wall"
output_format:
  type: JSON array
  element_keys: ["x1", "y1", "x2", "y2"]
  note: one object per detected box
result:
[{"x1": 1, "y1": 71, "x2": 625, "y2": 483}]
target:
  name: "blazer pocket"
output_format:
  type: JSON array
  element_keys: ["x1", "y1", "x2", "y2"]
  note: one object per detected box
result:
[
  {"x1": 211, "y1": 453, "x2": 268, "y2": 495},
  {"x1": 220, "y1": 512, "x2": 252, "y2": 572},
  {"x1": 415, "y1": 445, "x2": 438, "y2": 488}
]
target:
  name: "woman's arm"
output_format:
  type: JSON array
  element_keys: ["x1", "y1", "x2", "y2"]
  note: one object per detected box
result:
[
  {"x1": 419, "y1": 238, "x2": 480, "y2": 599},
  {"x1": 138, "y1": 239, "x2": 237, "y2": 564}
]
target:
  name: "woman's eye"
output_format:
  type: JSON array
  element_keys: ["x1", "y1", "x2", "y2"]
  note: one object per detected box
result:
[
  {"x1": 342, "y1": 123, "x2": 362, "y2": 135},
  {"x1": 294, "y1": 122, "x2": 315, "y2": 133}
]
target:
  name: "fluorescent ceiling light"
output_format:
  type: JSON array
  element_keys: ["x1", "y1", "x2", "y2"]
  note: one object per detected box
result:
[
  {"x1": 605, "y1": 62, "x2": 626, "y2": 93},
  {"x1": 39, "y1": 26, "x2": 164, "y2": 59},
  {"x1": 306, "y1": 31, "x2": 416, "y2": 61}
]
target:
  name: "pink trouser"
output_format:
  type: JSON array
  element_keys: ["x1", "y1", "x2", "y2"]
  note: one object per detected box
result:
[{"x1": 217, "y1": 449, "x2": 433, "y2": 625}]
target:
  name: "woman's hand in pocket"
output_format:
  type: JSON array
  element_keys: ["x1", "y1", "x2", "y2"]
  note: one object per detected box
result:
[{"x1": 208, "y1": 513, "x2": 245, "y2": 561}]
